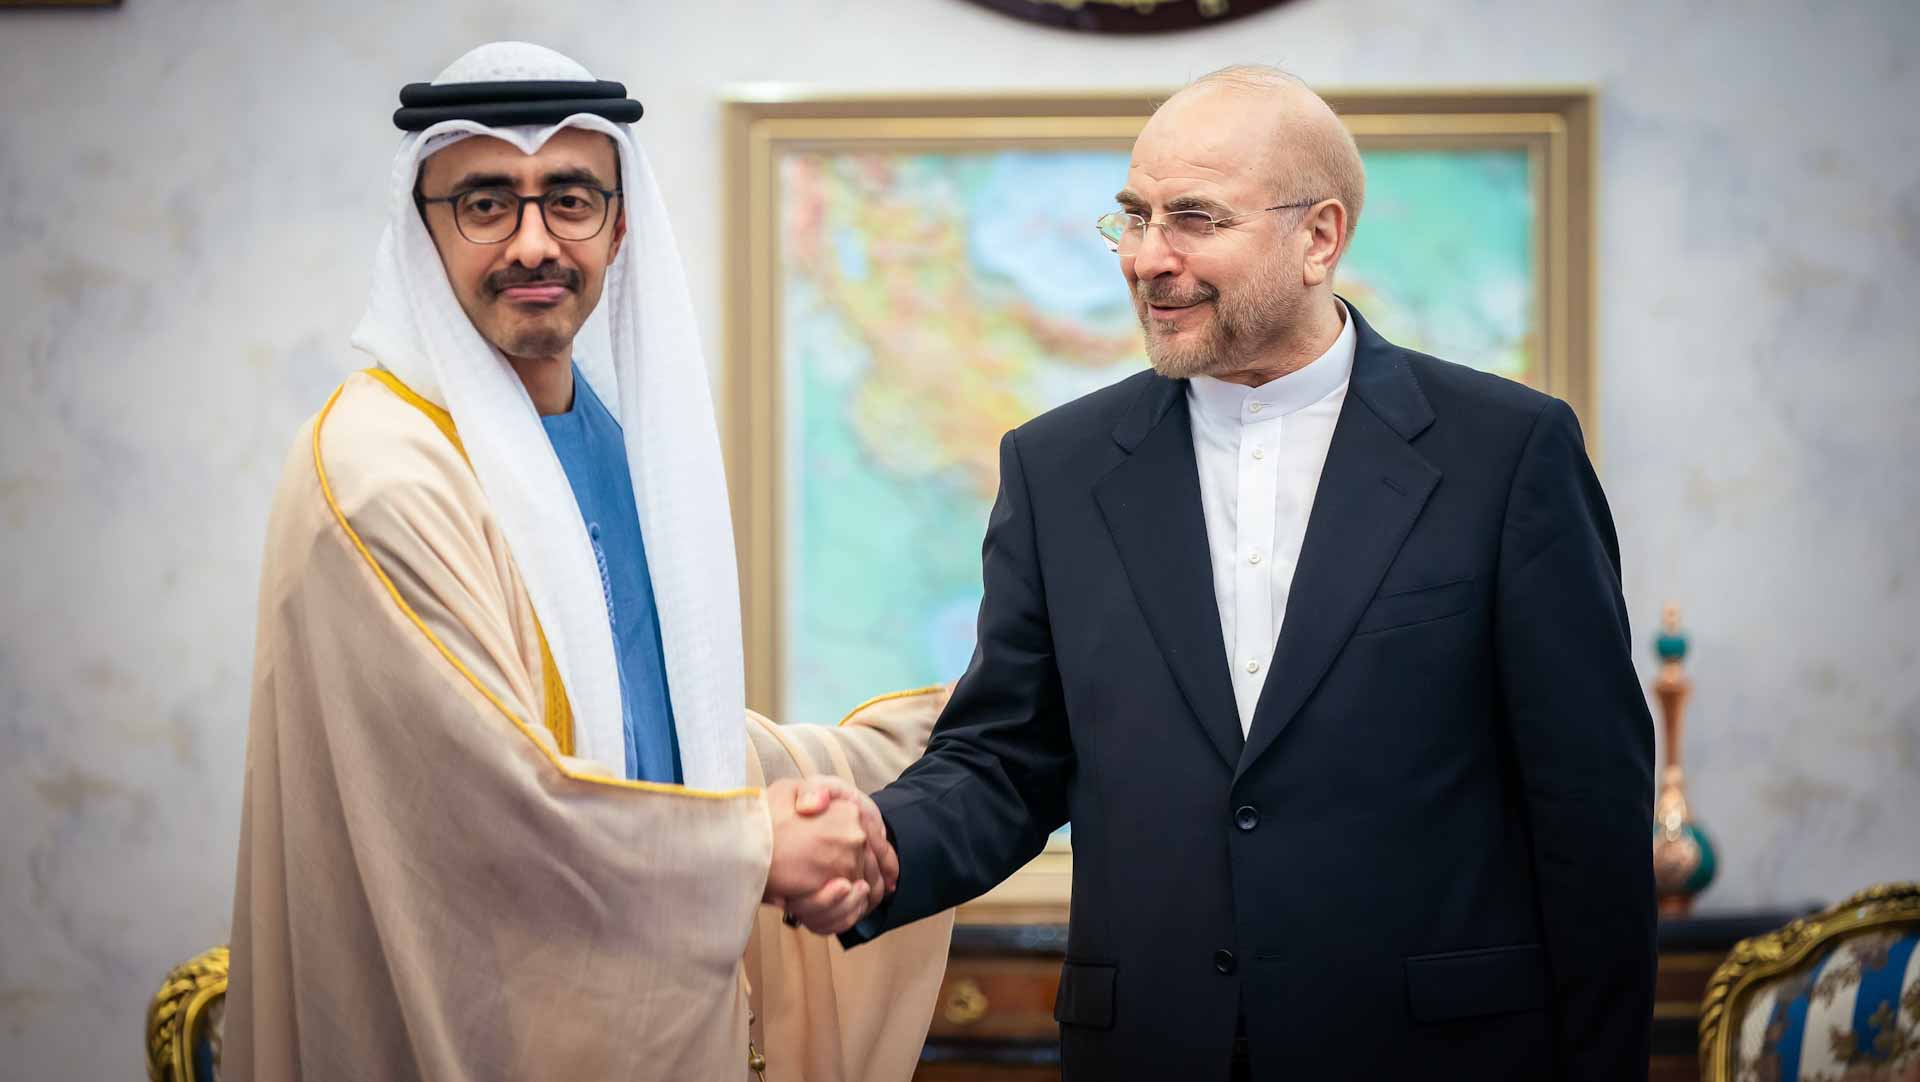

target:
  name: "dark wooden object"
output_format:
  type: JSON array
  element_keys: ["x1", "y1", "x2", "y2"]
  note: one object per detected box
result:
[{"x1": 916, "y1": 909, "x2": 1817, "y2": 1082}]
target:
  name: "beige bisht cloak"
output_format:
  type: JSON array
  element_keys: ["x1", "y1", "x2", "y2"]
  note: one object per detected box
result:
[{"x1": 227, "y1": 370, "x2": 953, "y2": 1081}]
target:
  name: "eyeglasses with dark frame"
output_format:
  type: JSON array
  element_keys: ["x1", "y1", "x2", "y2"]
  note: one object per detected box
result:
[
  {"x1": 1095, "y1": 198, "x2": 1326, "y2": 257},
  {"x1": 415, "y1": 184, "x2": 624, "y2": 245}
]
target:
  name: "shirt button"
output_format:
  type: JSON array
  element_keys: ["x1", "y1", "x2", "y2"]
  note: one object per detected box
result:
[
  {"x1": 1246, "y1": 659, "x2": 1261, "y2": 674},
  {"x1": 1248, "y1": 551, "x2": 1262, "y2": 565},
  {"x1": 1251, "y1": 447, "x2": 1265, "y2": 460},
  {"x1": 1247, "y1": 401, "x2": 1264, "y2": 414},
  {"x1": 1235, "y1": 805, "x2": 1260, "y2": 832},
  {"x1": 1214, "y1": 949, "x2": 1237, "y2": 974}
]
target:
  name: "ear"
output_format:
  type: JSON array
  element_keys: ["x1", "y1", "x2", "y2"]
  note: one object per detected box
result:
[{"x1": 1301, "y1": 200, "x2": 1349, "y2": 288}]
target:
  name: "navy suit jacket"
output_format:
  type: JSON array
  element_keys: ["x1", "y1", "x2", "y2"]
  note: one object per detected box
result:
[{"x1": 845, "y1": 305, "x2": 1657, "y2": 1081}]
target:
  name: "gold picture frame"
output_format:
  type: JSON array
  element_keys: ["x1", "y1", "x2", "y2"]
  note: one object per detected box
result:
[{"x1": 723, "y1": 88, "x2": 1594, "y2": 923}]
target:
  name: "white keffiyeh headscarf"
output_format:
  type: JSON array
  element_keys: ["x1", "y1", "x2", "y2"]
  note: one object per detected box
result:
[{"x1": 350, "y1": 41, "x2": 744, "y2": 789}]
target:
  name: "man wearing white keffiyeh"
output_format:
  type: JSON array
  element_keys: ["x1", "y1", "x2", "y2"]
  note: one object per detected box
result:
[{"x1": 225, "y1": 41, "x2": 953, "y2": 1081}]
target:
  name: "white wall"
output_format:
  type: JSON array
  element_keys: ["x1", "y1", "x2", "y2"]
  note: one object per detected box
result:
[{"x1": 2, "y1": 0, "x2": 1917, "y2": 1074}]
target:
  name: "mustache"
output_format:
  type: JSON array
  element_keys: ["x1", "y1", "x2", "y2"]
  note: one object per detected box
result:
[
  {"x1": 486, "y1": 263, "x2": 581, "y2": 295},
  {"x1": 1136, "y1": 280, "x2": 1217, "y2": 308}
]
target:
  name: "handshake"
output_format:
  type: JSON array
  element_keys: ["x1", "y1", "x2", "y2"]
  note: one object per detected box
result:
[{"x1": 760, "y1": 777, "x2": 898, "y2": 935}]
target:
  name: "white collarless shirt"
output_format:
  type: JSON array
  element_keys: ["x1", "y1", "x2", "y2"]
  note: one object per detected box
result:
[{"x1": 1186, "y1": 303, "x2": 1357, "y2": 735}]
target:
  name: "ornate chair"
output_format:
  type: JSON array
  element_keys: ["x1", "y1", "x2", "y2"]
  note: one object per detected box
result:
[
  {"x1": 145, "y1": 946, "x2": 227, "y2": 1082},
  {"x1": 1700, "y1": 883, "x2": 1920, "y2": 1081}
]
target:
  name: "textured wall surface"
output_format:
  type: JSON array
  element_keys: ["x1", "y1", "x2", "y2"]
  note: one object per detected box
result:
[{"x1": 2, "y1": 0, "x2": 1917, "y2": 1075}]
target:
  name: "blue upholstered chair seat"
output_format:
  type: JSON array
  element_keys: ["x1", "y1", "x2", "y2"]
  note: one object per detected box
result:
[
  {"x1": 1731, "y1": 926, "x2": 1920, "y2": 1079},
  {"x1": 1704, "y1": 884, "x2": 1920, "y2": 1082}
]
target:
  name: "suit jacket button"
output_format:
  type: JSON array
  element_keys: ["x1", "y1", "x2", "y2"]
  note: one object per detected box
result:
[
  {"x1": 1214, "y1": 949, "x2": 1236, "y2": 975},
  {"x1": 1234, "y1": 805, "x2": 1259, "y2": 832}
]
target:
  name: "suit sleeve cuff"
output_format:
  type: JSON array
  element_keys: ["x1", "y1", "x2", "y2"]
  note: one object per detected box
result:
[{"x1": 838, "y1": 812, "x2": 901, "y2": 950}]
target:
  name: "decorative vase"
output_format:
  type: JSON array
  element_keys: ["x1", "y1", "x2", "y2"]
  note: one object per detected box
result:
[{"x1": 1651, "y1": 604, "x2": 1717, "y2": 915}]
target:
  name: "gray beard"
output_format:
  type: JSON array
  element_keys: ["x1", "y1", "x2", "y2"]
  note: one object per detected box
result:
[
  {"x1": 1142, "y1": 319, "x2": 1231, "y2": 380},
  {"x1": 1135, "y1": 260, "x2": 1298, "y2": 381}
]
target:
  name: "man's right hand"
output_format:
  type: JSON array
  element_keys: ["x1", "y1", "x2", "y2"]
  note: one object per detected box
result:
[{"x1": 762, "y1": 777, "x2": 873, "y2": 927}]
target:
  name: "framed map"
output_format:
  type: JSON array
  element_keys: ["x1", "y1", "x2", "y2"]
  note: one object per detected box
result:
[{"x1": 723, "y1": 90, "x2": 1593, "y2": 920}]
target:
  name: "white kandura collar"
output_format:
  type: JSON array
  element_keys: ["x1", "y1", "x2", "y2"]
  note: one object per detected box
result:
[{"x1": 1187, "y1": 300, "x2": 1355, "y2": 425}]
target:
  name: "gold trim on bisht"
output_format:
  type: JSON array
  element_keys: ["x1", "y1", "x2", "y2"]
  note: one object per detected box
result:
[
  {"x1": 361, "y1": 367, "x2": 576, "y2": 757},
  {"x1": 1698, "y1": 882, "x2": 1920, "y2": 1080},
  {"x1": 146, "y1": 945, "x2": 229, "y2": 1082}
]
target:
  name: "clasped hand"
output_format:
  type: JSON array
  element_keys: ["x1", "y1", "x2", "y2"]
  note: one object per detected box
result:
[{"x1": 761, "y1": 777, "x2": 898, "y2": 935}]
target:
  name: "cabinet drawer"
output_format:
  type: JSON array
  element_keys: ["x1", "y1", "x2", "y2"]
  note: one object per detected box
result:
[{"x1": 927, "y1": 956, "x2": 1062, "y2": 1040}]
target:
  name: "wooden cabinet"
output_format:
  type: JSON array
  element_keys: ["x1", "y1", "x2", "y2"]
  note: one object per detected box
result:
[
  {"x1": 915, "y1": 909, "x2": 1813, "y2": 1082},
  {"x1": 930, "y1": 957, "x2": 1060, "y2": 1041}
]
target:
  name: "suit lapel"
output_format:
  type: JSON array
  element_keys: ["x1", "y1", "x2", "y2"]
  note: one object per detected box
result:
[
  {"x1": 1094, "y1": 377, "x2": 1244, "y2": 770},
  {"x1": 1236, "y1": 309, "x2": 1442, "y2": 781}
]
